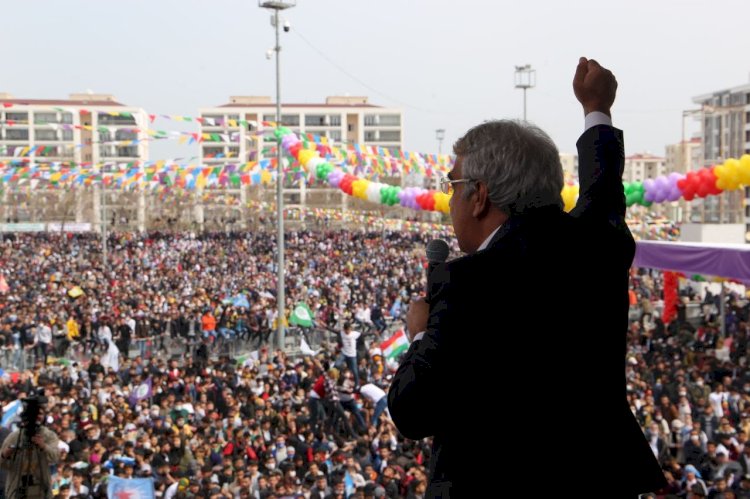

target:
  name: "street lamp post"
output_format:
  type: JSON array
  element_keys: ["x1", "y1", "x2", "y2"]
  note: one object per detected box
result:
[
  {"x1": 514, "y1": 64, "x2": 536, "y2": 121},
  {"x1": 259, "y1": 0, "x2": 296, "y2": 351},
  {"x1": 435, "y1": 129, "x2": 445, "y2": 155}
]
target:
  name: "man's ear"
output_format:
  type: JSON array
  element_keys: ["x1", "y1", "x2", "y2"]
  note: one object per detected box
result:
[{"x1": 471, "y1": 182, "x2": 491, "y2": 219}]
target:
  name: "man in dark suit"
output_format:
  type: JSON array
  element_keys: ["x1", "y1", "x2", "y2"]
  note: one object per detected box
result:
[{"x1": 388, "y1": 58, "x2": 667, "y2": 498}]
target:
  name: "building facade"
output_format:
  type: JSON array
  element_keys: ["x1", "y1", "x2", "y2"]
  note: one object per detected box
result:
[
  {"x1": 0, "y1": 93, "x2": 150, "y2": 231},
  {"x1": 623, "y1": 153, "x2": 667, "y2": 184},
  {"x1": 198, "y1": 96, "x2": 405, "y2": 227},
  {"x1": 692, "y1": 84, "x2": 750, "y2": 236}
]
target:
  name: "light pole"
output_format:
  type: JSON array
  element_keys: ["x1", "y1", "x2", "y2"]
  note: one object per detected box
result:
[
  {"x1": 435, "y1": 129, "x2": 445, "y2": 155},
  {"x1": 101, "y1": 179, "x2": 107, "y2": 271},
  {"x1": 514, "y1": 64, "x2": 536, "y2": 121},
  {"x1": 259, "y1": 0, "x2": 296, "y2": 351}
]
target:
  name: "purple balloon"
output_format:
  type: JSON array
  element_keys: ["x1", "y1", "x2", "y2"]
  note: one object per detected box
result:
[
  {"x1": 327, "y1": 169, "x2": 344, "y2": 188},
  {"x1": 643, "y1": 179, "x2": 656, "y2": 201},
  {"x1": 399, "y1": 187, "x2": 421, "y2": 210},
  {"x1": 667, "y1": 173, "x2": 685, "y2": 202},
  {"x1": 668, "y1": 172, "x2": 682, "y2": 182},
  {"x1": 649, "y1": 176, "x2": 669, "y2": 203},
  {"x1": 281, "y1": 135, "x2": 299, "y2": 150}
]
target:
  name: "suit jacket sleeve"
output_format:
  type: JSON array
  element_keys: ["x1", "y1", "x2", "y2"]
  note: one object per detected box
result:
[
  {"x1": 571, "y1": 124, "x2": 626, "y2": 221},
  {"x1": 570, "y1": 125, "x2": 634, "y2": 268},
  {"x1": 388, "y1": 262, "x2": 451, "y2": 440}
]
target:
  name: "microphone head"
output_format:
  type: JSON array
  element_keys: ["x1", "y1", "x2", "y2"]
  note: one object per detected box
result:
[{"x1": 426, "y1": 239, "x2": 450, "y2": 264}]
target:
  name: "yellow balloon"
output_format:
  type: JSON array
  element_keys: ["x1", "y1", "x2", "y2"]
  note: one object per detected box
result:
[
  {"x1": 352, "y1": 179, "x2": 369, "y2": 200},
  {"x1": 714, "y1": 164, "x2": 728, "y2": 179},
  {"x1": 739, "y1": 155, "x2": 750, "y2": 185},
  {"x1": 434, "y1": 192, "x2": 451, "y2": 213},
  {"x1": 297, "y1": 149, "x2": 316, "y2": 166},
  {"x1": 560, "y1": 185, "x2": 579, "y2": 212},
  {"x1": 725, "y1": 159, "x2": 741, "y2": 189}
]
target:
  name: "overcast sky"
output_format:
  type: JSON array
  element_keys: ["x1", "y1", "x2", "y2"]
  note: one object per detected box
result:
[{"x1": 2, "y1": 0, "x2": 748, "y2": 161}]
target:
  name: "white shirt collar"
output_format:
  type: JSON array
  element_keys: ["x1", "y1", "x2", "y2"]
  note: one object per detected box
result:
[{"x1": 477, "y1": 225, "x2": 503, "y2": 252}]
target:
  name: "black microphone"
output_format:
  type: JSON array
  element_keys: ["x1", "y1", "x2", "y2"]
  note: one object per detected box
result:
[{"x1": 425, "y1": 239, "x2": 449, "y2": 303}]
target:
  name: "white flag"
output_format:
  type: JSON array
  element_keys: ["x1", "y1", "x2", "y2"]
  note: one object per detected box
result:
[{"x1": 300, "y1": 337, "x2": 319, "y2": 357}]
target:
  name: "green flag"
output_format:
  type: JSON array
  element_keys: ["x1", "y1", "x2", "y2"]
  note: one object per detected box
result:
[{"x1": 289, "y1": 302, "x2": 314, "y2": 327}]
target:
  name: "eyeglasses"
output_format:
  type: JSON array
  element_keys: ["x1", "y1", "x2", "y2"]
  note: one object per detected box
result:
[{"x1": 439, "y1": 177, "x2": 475, "y2": 195}]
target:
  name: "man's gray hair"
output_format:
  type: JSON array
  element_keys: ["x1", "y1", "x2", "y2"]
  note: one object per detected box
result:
[{"x1": 453, "y1": 120, "x2": 564, "y2": 215}]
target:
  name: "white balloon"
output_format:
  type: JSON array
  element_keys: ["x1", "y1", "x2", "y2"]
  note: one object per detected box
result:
[{"x1": 366, "y1": 182, "x2": 383, "y2": 203}]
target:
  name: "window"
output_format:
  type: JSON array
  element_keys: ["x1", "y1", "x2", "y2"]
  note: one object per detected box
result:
[
  {"x1": 115, "y1": 130, "x2": 137, "y2": 141},
  {"x1": 227, "y1": 147, "x2": 239, "y2": 157},
  {"x1": 263, "y1": 114, "x2": 299, "y2": 126},
  {"x1": 203, "y1": 115, "x2": 224, "y2": 126},
  {"x1": 305, "y1": 114, "x2": 327, "y2": 126},
  {"x1": 34, "y1": 112, "x2": 57, "y2": 124},
  {"x1": 329, "y1": 115, "x2": 341, "y2": 126},
  {"x1": 5, "y1": 129, "x2": 29, "y2": 140},
  {"x1": 364, "y1": 115, "x2": 378, "y2": 126},
  {"x1": 116, "y1": 146, "x2": 138, "y2": 157},
  {"x1": 35, "y1": 129, "x2": 58, "y2": 141},
  {"x1": 98, "y1": 114, "x2": 136, "y2": 126},
  {"x1": 281, "y1": 114, "x2": 299, "y2": 126},
  {"x1": 62, "y1": 129, "x2": 73, "y2": 141},
  {"x1": 5, "y1": 113, "x2": 28, "y2": 124},
  {"x1": 203, "y1": 147, "x2": 223, "y2": 158},
  {"x1": 61, "y1": 113, "x2": 73, "y2": 124},
  {"x1": 379, "y1": 114, "x2": 400, "y2": 126},
  {"x1": 328, "y1": 130, "x2": 341, "y2": 141},
  {"x1": 379, "y1": 130, "x2": 400, "y2": 141},
  {"x1": 364, "y1": 131, "x2": 377, "y2": 141}
]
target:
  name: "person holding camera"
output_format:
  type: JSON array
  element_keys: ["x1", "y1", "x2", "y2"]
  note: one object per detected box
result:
[{"x1": 0, "y1": 397, "x2": 61, "y2": 499}]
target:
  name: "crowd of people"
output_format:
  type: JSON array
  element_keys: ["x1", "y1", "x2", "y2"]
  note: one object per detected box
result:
[
  {"x1": 0, "y1": 230, "x2": 447, "y2": 499},
  {"x1": 628, "y1": 270, "x2": 750, "y2": 498},
  {"x1": 0, "y1": 229, "x2": 748, "y2": 497}
]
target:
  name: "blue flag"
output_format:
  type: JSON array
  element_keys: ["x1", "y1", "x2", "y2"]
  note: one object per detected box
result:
[
  {"x1": 1, "y1": 400, "x2": 21, "y2": 428},
  {"x1": 231, "y1": 294, "x2": 250, "y2": 309},
  {"x1": 389, "y1": 298, "x2": 402, "y2": 319},
  {"x1": 107, "y1": 476, "x2": 155, "y2": 499}
]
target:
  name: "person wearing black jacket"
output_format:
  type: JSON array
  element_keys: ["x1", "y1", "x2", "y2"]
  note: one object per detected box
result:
[
  {"x1": 115, "y1": 317, "x2": 131, "y2": 359},
  {"x1": 388, "y1": 58, "x2": 666, "y2": 498}
]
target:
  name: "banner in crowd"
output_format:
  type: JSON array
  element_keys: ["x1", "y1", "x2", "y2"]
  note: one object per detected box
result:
[
  {"x1": 129, "y1": 377, "x2": 152, "y2": 406},
  {"x1": 289, "y1": 302, "x2": 315, "y2": 328},
  {"x1": 380, "y1": 330, "x2": 409, "y2": 361},
  {"x1": 107, "y1": 476, "x2": 155, "y2": 499},
  {"x1": 1, "y1": 399, "x2": 21, "y2": 428}
]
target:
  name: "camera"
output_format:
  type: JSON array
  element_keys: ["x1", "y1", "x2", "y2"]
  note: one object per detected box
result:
[
  {"x1": 20, "y1": 390, "x2": 45, "y2": 439},
  {"x1": 283, "y1": 20, "x2": 291, "y2": 32}
]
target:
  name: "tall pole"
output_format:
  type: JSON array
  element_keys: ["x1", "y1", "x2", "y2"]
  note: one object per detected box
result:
[
  {"x1": 260, "y1": 0, "x2": 295, "y2": 351},
  {"x1": 435, "y1": 129, "x2": 445, "y2": 156},
  {"x1": 101, "y1": 178, "x2": 107, "y2": 271},
  {"x1": 515, "y1": 64, "x2": 535, "y2": 122},
  {"x1": 523, "y1": 88, "x2": 527, "y2": 122},
  {"x1": 274, "y1": 7, "x2": 285, "y2": 351}
]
